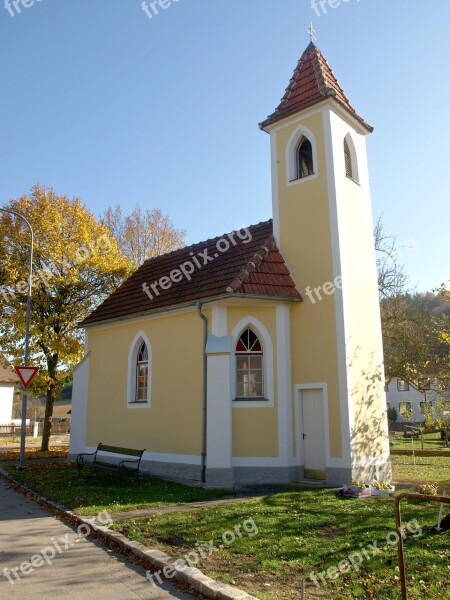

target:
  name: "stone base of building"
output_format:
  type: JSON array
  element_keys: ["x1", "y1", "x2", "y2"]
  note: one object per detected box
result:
[{"x1": 68, "y1": 453, "x2": 392, "y2": 489}]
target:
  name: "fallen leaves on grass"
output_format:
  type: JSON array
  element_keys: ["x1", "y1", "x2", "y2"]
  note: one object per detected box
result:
[{"x1": 0, "y1": 446, "x2": 68, "y2": 461}]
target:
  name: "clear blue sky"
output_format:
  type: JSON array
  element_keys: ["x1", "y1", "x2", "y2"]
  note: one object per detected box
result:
[{"x1": 1, "y1": 0, "x2": 448, "y2": 292}]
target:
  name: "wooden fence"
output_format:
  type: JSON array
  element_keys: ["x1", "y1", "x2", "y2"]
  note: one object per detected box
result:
[
  {"x1": 0, "y1": 424, "x2": 34, "y2": 437},
  {"x1": 0, "y1": 422, "x2": 70, "y2": 437}
]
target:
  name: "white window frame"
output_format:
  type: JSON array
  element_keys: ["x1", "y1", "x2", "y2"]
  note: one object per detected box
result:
[
  {"x1": 286, "y1": 124, "x2": 318, "y2": 186},
  {"x1": 127, "y1": 330, "x2": 152, "y2": 409},
  {"x1": 231, "y1": 317, "x2": 274, "y2": 408},
  {"x1": 235, "y1": 328, "x2": 264, "y2": 400},
  {"x1": 397, "y1": 379, "x2": 410, "y2": 392}
]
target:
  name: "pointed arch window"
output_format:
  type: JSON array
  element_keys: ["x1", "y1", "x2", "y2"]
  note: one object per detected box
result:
[
  {"x1": 136, "y1": 341, "x2": 149, "y2": 402},
  {"x1": 343, "y1": 134, "x2": 359, "y2": 183},
  {"x1": 296, "y1": 136, "x2": 314, "y2": 179},
  {"x1": 127, "y1": 332, "x2": 151, "y2": 408},
  {"x1": 344, "y1": 138, "x2": 353, "y2": 179},
  {"x1": 236, "y1": 328, "x2": 263, "y2": 398},
  {"x1": 344, "y1": 139, "x2": 353, "y2": 179}
]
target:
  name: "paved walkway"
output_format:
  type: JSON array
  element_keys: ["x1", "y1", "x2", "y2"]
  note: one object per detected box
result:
[
  {"x1": 0, "y1": 479, "x2": 196, "y2": 600},
  {"x1": 107, "y1": 495, "x2": 267, "y2": 522}
]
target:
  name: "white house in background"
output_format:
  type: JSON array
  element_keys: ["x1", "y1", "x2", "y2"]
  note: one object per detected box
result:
[
  {"x1": 0, "y1": 355, "x2": 18, "y2": 424},
  {"x1": 385, "y1": 377, "x2": 441, "y2": 426}
]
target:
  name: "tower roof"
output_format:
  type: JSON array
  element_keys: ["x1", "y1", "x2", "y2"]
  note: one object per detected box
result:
[{"x1": 259, "y1": 42, "x2": 373, "y2": 133}]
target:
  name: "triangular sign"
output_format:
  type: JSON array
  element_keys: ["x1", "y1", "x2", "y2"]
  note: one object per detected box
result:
[{"x1": 14, "y1": 366, "x2": 39, "y2": 389}]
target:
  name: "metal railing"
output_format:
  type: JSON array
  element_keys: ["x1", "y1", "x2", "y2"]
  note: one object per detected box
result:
[{"x1": 395, "y1": 492, "x2": 450, "y2": 600}]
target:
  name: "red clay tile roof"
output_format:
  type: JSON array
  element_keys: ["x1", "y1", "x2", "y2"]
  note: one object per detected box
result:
[
  {"x1": 0, "y1": 354, "x2": 18, "y2": 384},
  {"x1": 259, "y1": 42, "x2": 373, "y2": 133},
  {"x1": 81, "y1": 220, "x2": 302, "y2": 326}
]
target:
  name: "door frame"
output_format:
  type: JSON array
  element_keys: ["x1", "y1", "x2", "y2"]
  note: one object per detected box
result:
[{"x1": 294, "y1": 383, "x2": 330, "y2": 474}]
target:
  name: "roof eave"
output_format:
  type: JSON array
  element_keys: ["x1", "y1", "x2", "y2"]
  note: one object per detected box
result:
[
  {"x1": 80, "y1": 292, "x2": 303, "y2": 330},
  {"x1": 259, "y1": 96, "x2": 373, "y2": 135}
]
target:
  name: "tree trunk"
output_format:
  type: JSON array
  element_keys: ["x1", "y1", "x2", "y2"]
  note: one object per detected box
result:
[
  {"x1": 41, "y1": 389, "x2": 55, "y2": 451},
  {"x1": 40, "y1": 363, "x2": 57, "y2": 451}
]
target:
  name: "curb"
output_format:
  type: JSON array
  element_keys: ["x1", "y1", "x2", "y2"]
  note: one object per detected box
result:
[{"x1": 0, "y1": 467, "x2": 259, "y2": 600}]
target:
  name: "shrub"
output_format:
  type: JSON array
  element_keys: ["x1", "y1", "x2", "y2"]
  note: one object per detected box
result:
[
  {"x1": 387, "y1": 407, "x2": 398, "y2": 428},
  {"x1": 417, "y1": 483, "x2": 439, "y2": 496}
]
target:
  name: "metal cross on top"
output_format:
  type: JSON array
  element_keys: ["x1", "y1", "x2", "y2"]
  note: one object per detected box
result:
[{"x1": 307, "y1": 22, "x2": 317, "y2": 44}]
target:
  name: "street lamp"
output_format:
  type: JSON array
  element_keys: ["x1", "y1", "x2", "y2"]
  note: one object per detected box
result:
[{"x1": 0, "y1": 208, "x2": 34, "y2": 469}]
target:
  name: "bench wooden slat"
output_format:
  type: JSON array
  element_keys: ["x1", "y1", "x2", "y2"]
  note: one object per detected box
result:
[{"x1": 98, "y1": 444, "x2": 143, "y2": 457}]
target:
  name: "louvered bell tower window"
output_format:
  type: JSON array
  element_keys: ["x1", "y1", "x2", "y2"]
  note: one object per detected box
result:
[
  {"x1": 344, "y1": 138, "x2": 353, "y2": 179},
  {"x1": 296, "y1": 137, "x2": 315, "y2": 179}
]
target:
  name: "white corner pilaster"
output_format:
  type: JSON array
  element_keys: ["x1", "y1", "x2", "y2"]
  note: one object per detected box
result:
[
  {"x1": 270, "y1": 131, "x2": 280, "y2": 246},
  {"x1": 69, "y1": 352, "x2": 91, "y2": 457},
  {"x1": 205, "y1": 334, "x2": 233, "y2": 481},
  {"x1": 276, "y1": 304, "x2": 293, "y2": 465},
  {"x1": 211, "y1": 304, "x2": 227, "y2": 336},
  {"x1": 322, "y1": 109, "x2": 352, "y2": 468}
]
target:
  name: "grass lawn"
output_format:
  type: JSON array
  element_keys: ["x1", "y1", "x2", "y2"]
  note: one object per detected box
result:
[
  {"x1": 390, "y1": 432, "x2": 448, "y2": 452},
  {"x1": 109, "y1": 457, "x2": 449, "y2": 599},
  {"x1": 0, "y1": 446, "x2": 69, "y2": 460},
  {"x1": 0, "y1": 437, "x2": 40, "y2": 446},
  {"x1": 2, "y1": 463, "x2": 230, "y2": 516},
  {"x1": 3, "y1": 457, "x2": 449, "y2": 598},
  {"x1": 391, "y1": 454, "x2": 450, "y2": 488},
  {"x1": 113, "y1": 490, "x2": 449, "y2": 599}
]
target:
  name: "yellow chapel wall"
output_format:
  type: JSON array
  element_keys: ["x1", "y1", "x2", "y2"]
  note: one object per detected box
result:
[
  {"x1": 227, "y1": 305, "x2": 279, "y2": 458},
  {"x1": 272, "y1": 111, "x2": 343, "y2": 459},
  {"x1": 85, "y1": 309, "x2": 204, "y2": 455}
]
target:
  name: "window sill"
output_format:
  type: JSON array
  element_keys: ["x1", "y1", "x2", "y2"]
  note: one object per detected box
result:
[
  {"x1": 232, "y1": 397, "x2": 274, "y2": 408},
  {"x1": 286, "y1": 172, "x2": 319, "y2": 187},
  {"x1": 127, "y1": 401, "x2": 151, "y2": 409},
  {"x1": 345, "y1": 175, "x2": 360, "y2": 185},
  {"x1": 233, "y1": 397, "x2": 268, "y2": 402},
  {"x1": 289, "y1": 173, "x2": 315, "y2": 183}
]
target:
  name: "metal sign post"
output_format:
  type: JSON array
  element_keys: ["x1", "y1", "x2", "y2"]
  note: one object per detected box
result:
[{"x1": 0, "y1": 208, "x2": 34, "y2": 469}]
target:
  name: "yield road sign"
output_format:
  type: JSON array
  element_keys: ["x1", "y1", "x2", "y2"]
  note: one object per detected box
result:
[{"x1": 14, "y1": 366, "x2": 39, "y2": 389}]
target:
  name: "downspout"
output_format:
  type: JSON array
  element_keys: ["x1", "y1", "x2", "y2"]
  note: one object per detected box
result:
[{"x1": 196, "y1": 302, "x2": 208, "y2": 484}]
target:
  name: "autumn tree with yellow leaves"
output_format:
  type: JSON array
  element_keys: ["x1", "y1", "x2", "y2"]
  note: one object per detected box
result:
[{"x1": 0, "y1": 186, "x2": 132, "y2": 450}]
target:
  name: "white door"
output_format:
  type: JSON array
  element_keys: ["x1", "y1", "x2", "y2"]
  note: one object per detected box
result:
[{"x1": 302, "y1": 389, "x2": 326, "y2": 480}]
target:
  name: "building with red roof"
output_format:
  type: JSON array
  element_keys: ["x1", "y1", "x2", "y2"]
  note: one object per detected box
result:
[
  {"x1": 70, "y1": 40, "x2": 390, "y2": 487},
  {"x1": 0, "y1": 354, "x2": 18, "y2": 424}
]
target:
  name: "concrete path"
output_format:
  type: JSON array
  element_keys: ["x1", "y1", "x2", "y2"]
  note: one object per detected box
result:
[
  {"x1": 107, "y1": 495, "x2": 263, "y2": 522},
  {"x1": 0, "y1": 479, "x2": 196, "y2": 600}
]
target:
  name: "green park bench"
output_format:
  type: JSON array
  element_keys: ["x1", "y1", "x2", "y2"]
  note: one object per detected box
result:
[{"x1": 76, "y1": 443, "x2": 145, "y2": 486}]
